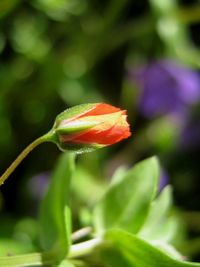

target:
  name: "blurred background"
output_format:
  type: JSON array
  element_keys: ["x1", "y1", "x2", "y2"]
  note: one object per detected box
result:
[{"x1": 1, "y1": 0, "x2": 200, "y2": 261}]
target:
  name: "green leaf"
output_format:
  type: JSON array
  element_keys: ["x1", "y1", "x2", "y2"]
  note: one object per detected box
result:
[
  {"x1": 104, "y1": 229, "x2": 200, "y2": 267},
  {"x1": 0, "y1": 239, "x2": 34, "y2": 256},
  {"x1": 110, "y1": 166, "x2": 128, "y2": 186},
  {"x1": 0, "y1": 0, "x2": 19, "y2": 19},
  {"x1": 138, "y1": 185, "x2": 174, "y2": 241},
  {"x1": 100, "y1": 246, "x2": 133, "y2": 267},
  {"x1": 71, "y1": 166, "x2": 107, "y2": 205},
  {"x1": 150, "y1": 0, "x2": 176, "y2": 14},
  {"x1": 149, "y1": 0, "x2": 200, "y2": 68},
  {"x1": 93, "y1": 157, "x2": 160, "y2": 234},
  {"x1": 57, "y1": 259, "x2": 76, "y2": 267},
  {"x1": 39, "y1": 152, "x2": 75, "y2": 260},
  {"x1": 0, "y1": 217, "x2": 38, "y2": 256},
  {"x1": 138, "y1": 185, "x2": 185, "y2": 258}
]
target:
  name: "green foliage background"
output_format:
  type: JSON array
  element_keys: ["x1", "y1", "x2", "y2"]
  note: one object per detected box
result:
[{"x1": 0, "y1": 0, "x2": 200, "y2": 266}]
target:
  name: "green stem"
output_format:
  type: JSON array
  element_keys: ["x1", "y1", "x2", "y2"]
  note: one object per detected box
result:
[
  {"x1": 0, "y1": 252, "x2": 54, "y2": 267},
  {"x1": 69, "y1": 238, "x2": 102, "y2": 258},
  {"x1": 0, "y1": 238, "x2": 103, "y2": 267},
  {"x1": 0, "y1": 132, "x2": 53, "y2": 186},
  {"x1": 71, "y1": 227, "x2": 92, "y2": 242}
]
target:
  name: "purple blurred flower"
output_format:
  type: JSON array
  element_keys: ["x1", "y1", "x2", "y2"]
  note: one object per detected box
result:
[
  {"x1": 28, "y1": 172, "x2": 50, "y2": 200},
  {"x1": 159, "y1": 169, "x2": 169, "y2": 191},
  {"x1": 130, "y1": 60, "x2": 200, "y2": 118}
]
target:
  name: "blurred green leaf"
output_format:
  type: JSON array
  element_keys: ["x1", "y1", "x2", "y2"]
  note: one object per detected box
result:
[
  {"x1": 104, "y1": 229, "x2": 200, "y2": 267},
  {"x1": 0, "y1": 239, "x2": 35, "y2": 256},
  {"x1": 147, "y1": 117, "x2": 180, "y2": 152},
  {"x1": 93, "y1": 157, "x2": 160, "y2": 234},
  {"x1": 0, "y1": 218, "x2": 36, "y2": 256},
  {"x1": 34, "y1": 0, "x2": 87, "y2": 20},
  {"x1": 138, "y1": 185, "x2": 183, "y2": 259},
  {"x1": 110, "y1": 166, "x2": 128, "y2": 186},
  {"x1": 138, "y1": 185, "x2": 175, "y2": 241},
  {"x1": 57, "y1": 259, "x2": 76, "y2": 267},
  {"x1": 14, "y1": 218, "x2": 38, "y2": 242},
  {"x1": 149, "y1": 0, "x2": 200, "y2": 67},
  {"x1": 0, "y1": 0, "x2": 19, "y2": 19},
  {"x1": 100, "y1": 246, "x2": 133, "y2": 267},
  {"x1": 150, "y1": 0, "x2": 176, "y2": 15},
  {"x1": 11, "y1": 15, "x2": 50, "y2": 61},
  {"x1": 71, "y1": 166, "x2": 107, "y2": 205},
  {"x1": 39, "y1": 152, "x2": 75, "y2": 260}
]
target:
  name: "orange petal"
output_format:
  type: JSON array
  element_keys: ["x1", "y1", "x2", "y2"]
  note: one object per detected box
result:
[{"x1": 60, "y1": 111, "x2": 131, "y2": 145}]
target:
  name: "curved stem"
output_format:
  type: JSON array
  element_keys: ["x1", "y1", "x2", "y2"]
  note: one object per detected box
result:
[
  {"x1": 72, "y1": 227, "x2": 92, "y2": 242},
  {"x1": 0, "y1": 252, "x2": 54, "y2": 267},
  {"x1": 0, "y1": 238, "x2": 103, "y2": 266},
  {"x1": 69, "y1": 238, "x2": 102, "y2": 258},
  {"x1": 0, "y1": 133, "x2": 52, "y2": 186}
]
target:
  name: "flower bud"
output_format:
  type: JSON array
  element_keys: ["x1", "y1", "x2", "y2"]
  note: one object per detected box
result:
[{"x1": 49, "y1": 103, "x2": 131, "y2": 153}]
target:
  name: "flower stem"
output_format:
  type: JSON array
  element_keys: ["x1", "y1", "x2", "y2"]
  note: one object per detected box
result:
[
  {"x1": 69, "y1": 238, "x2": 102, "y2": 258},
  {"x1": 0, "y1": 132, "x2": 53, "y2": 186},
  {"x1": 0, "y1": 252, "x2": 54, "y2": 267},
  {"x1": 0, "y1": 238, "x2": 102, "y2": 266},
  {"x1": 71, "y1": 227, "x2": 92, "y2": 242}
]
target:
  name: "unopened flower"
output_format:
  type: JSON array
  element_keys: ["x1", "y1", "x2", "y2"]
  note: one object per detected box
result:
[
  {"x1": 0, "y1": 103, "x2": 131, "y2": 186},
  {"x1": 51, "y1": 103, "x2": 131, "y2": 153}
]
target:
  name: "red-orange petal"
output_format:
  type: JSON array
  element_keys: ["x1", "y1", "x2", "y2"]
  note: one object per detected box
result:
[
  {"x1": 62, "y1": 113, "x2": 131, "y2": 145},
  {"x1": 77, "y1": 103, "x2": 120, "y2": 118}
]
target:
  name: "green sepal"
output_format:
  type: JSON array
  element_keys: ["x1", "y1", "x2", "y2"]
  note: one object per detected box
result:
[
  {"x1": 56, "y1": 141, "x2": 105, "y2": 154},
  {"x1": 54, "y1": 103, "x2": 97, "y2": 128},
  {"x1": 56, "y1": 120, "x2": 100, "y2": 135}
]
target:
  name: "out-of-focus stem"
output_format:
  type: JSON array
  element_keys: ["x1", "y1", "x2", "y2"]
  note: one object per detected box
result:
[
  {"x1": 0, "y1": 238, "x2": 103, "y2": 266},
  {"x1": 0, "y1": 132, "x2": 54, "y2": 186},
  {"x1": 72, "y1": 227, "x2": 93, "y2": 242},
  {"x1": 68, "y1": 238, "x2": 102, "y2": 258}
]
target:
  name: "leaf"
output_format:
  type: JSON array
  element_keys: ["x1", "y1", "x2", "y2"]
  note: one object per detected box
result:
[
  {"x1": 58, "y1": 259, "x2": 76, "y2": 267},
  {"x1": 104, "y1": 229, "x2": 200, "y2": 267},
  {"x1": 100, "y1": 246, "x2": 133, "y2": 267},
  {"x1": 39, "y1": 152, "x2": 75, "y2": 260},
  {"x1": 110, "y1": 166, "x2": 128, "y2": 186},
  {"x1": 0, "y1": 0, "x2": 19, "y2": 19},
  {"x1": 149, "y1": 0, "x2": 200, "y2": 68},
  {"x1": 0, "y1": 218, "x2": 37, "y2": 256},
  {"x1": 138, "y1": 185, "x2": 174, "y2": 241},
  {"x1": 0, "y1": 239, "x2": 34, "y2": 256},
  {"x1": 71, "y1": 166, "x2": 107, "y2": 205},
  {"x1": 138, "y1": 185, "x2": 185, "y2": 258},
  {"x1": 93, "y1": 157, "x2": 160, "y2": 234}
]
